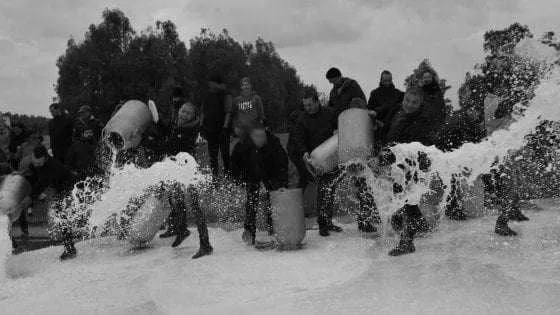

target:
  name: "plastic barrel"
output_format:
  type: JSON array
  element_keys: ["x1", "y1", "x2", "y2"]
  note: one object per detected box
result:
[
  {"x1": 128, "y1": 194, "x2": 172, "y2": 247},
  {"x1": 103, "y1": 100, "x2": 154, "y2": 151},
  {"x1": 338, "y1": 108, "x2": 374, "y2": 164},
  {"x1": 270, "y1": 188, "x2": 306, "y2": 250},
  {"x1": 0, "y1": 175, "x2": 31, "y2": 221},
  {"x1": 304, "y1": 134, "x2": 339, "y2": 177}
]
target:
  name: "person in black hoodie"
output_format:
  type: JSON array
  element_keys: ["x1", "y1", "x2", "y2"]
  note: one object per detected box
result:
[
  {"x1": 48, "y1": 103, "x2": 74, "y2": 163},
  {"x1": 65, "y1": 128, "x2": 100, "y2": 180},
  {"x1": 24, "y1": 145, "x2": 77, "y2": 260},
  {"x1": 326, "y1": 67, "x2": 366, "y2": 121},
  {"x1": 291, "y1": 90, "x2": 342, "y2": 236},
  {"x1": 231, "y1": 122, "x2": 289, "y2": 246},
  {"x1": 367, "y1": 70, "x2": 404, "y2": 144},
  {"x1": 200, "y1": 75, "x2": 233, "y2": 181}
]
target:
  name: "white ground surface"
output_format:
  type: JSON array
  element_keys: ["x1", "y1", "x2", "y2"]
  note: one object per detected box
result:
[{"x1": 1, "y1": 199, "x2": 560, "y2": 315}]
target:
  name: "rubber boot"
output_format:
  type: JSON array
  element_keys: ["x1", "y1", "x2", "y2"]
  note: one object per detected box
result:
[
  {"x1": 171, "y1": 229, "x2": 191, "y2": 248},
  {"x1": 508, "y1": 203, "x2": 529, "y2": 222},
  {"x1": 60, "y1": 242, "x2": 77, "y2": 261},
  {"x1": 495, "y1": 214, "x2": 517, "y2": 236},
  {"x1": 192, "y1": 243, "x2": 213, "y2": 259}
]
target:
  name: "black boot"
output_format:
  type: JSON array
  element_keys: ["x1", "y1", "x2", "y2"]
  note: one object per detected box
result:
[
  {"x1": 509, "y1": 206, "x2": 529, "y2": 222},
  {"x1": 445, "y1": 206, "x2": 467, "y2": 221},
  {"x1": 171, "y1": 229, "x2": 191, "y2": 248},
  {"x1": 328, "y1": 223, "x2": 343, "y2": 233},
  {"x1": 389, "y1": 238, "x2": 416, "y2": 256},
  {"x1": 495, "y1": 214, "x2": 517, "y2": 236},
  {"x1": 159, "y1": 230, "x2": 176, "y2": 238},
  {"x1": 60, "y1": 244, "x2": 77, "y2": 261},
  {"x1": 192, "y1": 245, "x2": 213, "y2": 259},
  {"x1": 319, "y1": 227, "x2": 330, "y2": 237}
]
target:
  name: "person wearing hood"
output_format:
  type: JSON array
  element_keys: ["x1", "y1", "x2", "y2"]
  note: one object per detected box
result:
[
  {"x1": 367, "y1": 71, "x2": 404, "y2": 143},
  {"x1": 72, "y1": 105, "x2": 103, "y2": 142},
  {"x1": 65, "y1": 128, "x2": 100, "y2": 180},
  {"x1": 326, "y1": 67, "x2": 366, "y2": 122},
  {"x1": 291, "y1": 90, "x2": 342, "y2": 236},
  {"x1": 48, "y1": 103, "x2": 74, "y2": 163},
  {"x1": 231, "y1": 122, "x2": 289, "y2": 246}
]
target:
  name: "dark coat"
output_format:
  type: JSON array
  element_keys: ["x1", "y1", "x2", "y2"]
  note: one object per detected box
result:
[
  {"x1": 231, "y1": 131, "x2": 289, "y2": 190},
  {"x1": 289, "y1": 107, "x2": 337, "y2": 159},
  {"x1": 328, "y1": 77, "x2": 366, "y2": 122},
  {"x1": 367, "y1": 83, "x2": 404, "y2": 142},
  {"x1": 387, "y1": 83, "x2": 446, "y2": 146},
  {"x1": 49, "y1": 114, "x2": 74, "y2": 159},
  {"x1": 9, "y1": 127, "x2": 29, "y2": 154},
  {"x1": 157, "y1": 119, "x2": 199, "y2": 157},
  {"x1": 201, "y1": 88, "x2": 232, "y2": 135},
  {"x1": 65, "y1": 139, "x2": 99, "y2": 177}
]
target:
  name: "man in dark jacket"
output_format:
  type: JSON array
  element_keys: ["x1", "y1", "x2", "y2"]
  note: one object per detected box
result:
[
  {"x1": 200, "y1": 75, "x2": 233, "y2": 181},
  {"x1": 72, "y1": 105, "x2": 103, "y2": 142},
  {"x1": 65, "y1": 128, "x2": 100, "y2": 180},
  {"x1": 326, "y1": 67, "x2": 366, "y2": 122},
  {"x1": 25, "y1": 145, "x2": 77, "y2": 260},
  {"x1": 231, "y1": 122, "x2": 289, "y2": 246},
  {"x1": 367, "y1": 70, "x2": 404, "y2": 143},
  {"x1": 49, "y1": 103, "x2": 74, "y2": 163},
  {"x1": 291, "y1": 90, "x2": 342, "y2": 236}
]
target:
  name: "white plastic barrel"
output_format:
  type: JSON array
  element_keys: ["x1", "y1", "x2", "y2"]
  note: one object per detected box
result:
[
  {"x1": 128, "y1": 194, "x2": 172, "y2": 247},
  {"x1": 103, "y1": 100, "x2": 154, "y2": 151},
  {"x1": 338, "y1": 108, "x2": 375, "y2": 164},
  {"x1": 270, "y1": 188, "x2": 306, "y2": 250},
  {"x1": 0, "y1": 175, "x2": 31, "y2": 220},
  {"x1": 304, "y1": 134, "x2": 338, "y2": 176}
]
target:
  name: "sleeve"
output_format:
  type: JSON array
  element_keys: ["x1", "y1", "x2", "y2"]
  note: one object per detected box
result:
[
  {"x1": 290, "y1": 119, "x2": 308, "y2": 159},
  {"x1": 223, "y1": 94, "x2": 233, "y2": 129},
  {"x1": 367, "y1": 90, "x2": 376, "y2": 110}
]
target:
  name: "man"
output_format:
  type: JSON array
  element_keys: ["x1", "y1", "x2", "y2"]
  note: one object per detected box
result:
[
  {"x1": 231, "y1": 122, "x2": 289, "y2": 246},
  {"x1": 24, "y1": 145, "x2": 76, "y2": 260},
  {"x1": 48, "y1": 103, "x2": 74, "y2": 163},
  {"x1": 200, "y1": 75, "x2": 233, "y2": 180},
  {"x1": 291, "y1": 90, "x2": 342, "y2": 236},
  {"x1": 72, "y1": 105, "x2": 103, "y2": 142},
  {"x1": 232, "y1": 77, "x2": 265, "y2": 140},
  {"x1": 65, "y1": 128, "x2": 100, "y2": 180},
  {"x1": 367, "y1": 70, "x2": 404, "y2": 143},
  {"x1": 326, "y1": 67, "x2": 366, "y2": 121}
]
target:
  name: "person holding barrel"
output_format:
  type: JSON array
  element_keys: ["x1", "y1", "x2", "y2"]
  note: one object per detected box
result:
[
  {"x1": 231, "y1": 121, "x2": 289, "y2": 246},
  {"x1": 291, "y1": 90, "x2": 343, "y2": 237}
]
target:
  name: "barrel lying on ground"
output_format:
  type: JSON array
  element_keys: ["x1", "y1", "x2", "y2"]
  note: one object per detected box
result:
[{"x1": 128, "y1": 193, "x2": 172, "y2": 247}]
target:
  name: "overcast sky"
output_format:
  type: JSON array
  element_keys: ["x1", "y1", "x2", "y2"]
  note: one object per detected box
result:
[{"x1": 1, "y1": 0, "x2": 559, "y2": 117}]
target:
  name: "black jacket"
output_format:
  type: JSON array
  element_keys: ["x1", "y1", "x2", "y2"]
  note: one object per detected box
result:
[
  {"x1": 290, "y1": 107, "x2": 337, "y2": 159},
  {"x1": 328, "y1": 77, "x2": 366, "y2": 121},
  {"x1": 49, "y1": 115, "x2": 74, "y2": 157},
  {"x1": 231, "y1": 131, "x2": 289, "y2": 190},
  {"x1": 65, "y1": 139, "x2": 99, "y2": 177},
  {"x1": 368, "y1": 83, "x2": 404, "y2": 142}
]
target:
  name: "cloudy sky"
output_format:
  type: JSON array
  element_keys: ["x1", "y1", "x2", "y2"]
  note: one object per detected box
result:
[{"x1": 1, "y1": 0, "x2": 559, "y2": 116}]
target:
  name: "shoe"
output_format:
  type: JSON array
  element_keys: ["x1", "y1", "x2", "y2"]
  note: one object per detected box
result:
[
  {"x1": 328, "y1": 224, "x2": 343, "y2": 233},
  {"x1": 358, "y1": 222, "x2": 377, "y2": 233},
  {"x1": 242, "y1": 230, "x2": 255, "y2": 245},
  {"x1": 389, "y1": 239, "x2": 415, "y2": 256},
  {"x1": 495, "y1": 224, "x2": 517, "y2": 236},
  {"x1": 171, "y1": 230, "x2": 191, "y2": 248},
  {"x1": 509, "y1": 210, "x2": 529, "y2": 222},
  {"x1": 192, "y1": 245, "x2": 213, "y2": 259},
  {"x1": 60, "y1": 246, "x2": 77, "y2": 261},
  {"x1": 319, "y1": 228, "x2": 330, "y2": 237},
  {"x1": 159, "y1": 230, "x2": 176, "y2": 238}
]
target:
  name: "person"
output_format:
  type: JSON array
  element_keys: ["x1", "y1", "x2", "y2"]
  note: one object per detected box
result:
[
  {"x1": 48, "y1": 103, "x2": 74, "y2": 163},
  {"x1": 153, "y1": 102, "x2": 213, "y2": 259},
  {"x1": 291, "y1": 90, "x2": 342, "y2": 236},
  {"x1": 23, "y1": 145, "x2": 76, "y2": 260},
  {"x1": 170, "y1": 86, "x2": 188, "y2": 124},
  {"x1": 286, "y1": 109, "x2": 307, "y2": 189},
  {"x1": 418, "y1": 69, "x2": 447, "y2": 145},
  {"x1": 65, "y1": 128, "x2": 100, "y2": 180},
  {"x1": 72, "y1": 105, "x2": 103, "y2": 142},
  {"x1": 200, "y1": 75, "x2": 233, "y2": 181},
  {"x1": 231, "y1": 77, "x2": 265, "y2": 140},
  {"x1": 367, "y1": 70, "x2": 404, "y2": 144},
  {"x1": 231, "y1": 122, "x2": 289, "y2": 246},
  {"x1": 325, "y1": 67, "x2": 366, "y2": 121}
]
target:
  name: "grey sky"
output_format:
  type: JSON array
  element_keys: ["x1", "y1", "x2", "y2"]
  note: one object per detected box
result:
[{"x1": 0, "y1": 0, "x2": 559, "y2": 116}]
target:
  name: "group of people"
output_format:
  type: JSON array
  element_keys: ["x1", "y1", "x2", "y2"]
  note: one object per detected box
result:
[{"x1": 0, "y1": 63, "x2": 531, "y2": 261}]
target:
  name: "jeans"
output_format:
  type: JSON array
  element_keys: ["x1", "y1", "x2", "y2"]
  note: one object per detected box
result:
[
  {"x1": 244, "y1": 183, "x2": 273, "y2": 236},
  {"x1": 206, "y1": 131, "x2": 231, "y2": 179},
  {"x1": 317, "y1": 170, "x2": 341, "y2": 229},
  {"x1": 171, "y1": 185, "x2": 211, "y2": 248}
]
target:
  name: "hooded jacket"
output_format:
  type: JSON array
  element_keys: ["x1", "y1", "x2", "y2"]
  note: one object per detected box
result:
[
  {"x1": 289, "y1": 107, "x2": 337, "y2": 159},
  {"x1": 328, "y1": 77, "x2": 366, "y2": 121},
  {"x1": 231, "y1": 131, "x2": 289, "y2": 190}
]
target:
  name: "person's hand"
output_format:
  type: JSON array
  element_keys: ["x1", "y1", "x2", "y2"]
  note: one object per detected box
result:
[
  {"x1": 367, "y1": 110, "x2": 377, "y2": 118},
  {"x1": 303, "y1": 152, "x2": 310, "y2": 162}
]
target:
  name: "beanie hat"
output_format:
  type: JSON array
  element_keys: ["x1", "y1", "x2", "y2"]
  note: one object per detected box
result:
[{"x1": 326, "y1": 67, "x2": 342, "y2": 79}]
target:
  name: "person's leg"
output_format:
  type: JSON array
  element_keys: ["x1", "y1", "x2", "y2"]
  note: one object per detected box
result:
[
  {"x1": 206, "y1": 133, "x2": 221, "y2": 181},
  {"x1": 264, "y1": 190, "x2": 274, "y2": 235},
  {"x1": 170, "y1": 185, "x2": 191, "y2": 247},
  {"x1": 389, "y1": 204, "x2": 418, "y2": 256},
  {"x1": 290, "y1": 154, "x2": 310, "y2": 189},
  {"x1": 243, "y1": 183, "x2": 260, "y2": 245},
  {"x1": 18, "y1": 209, "x2": 29, "y2": 237},
  {"x1": 317, "y1": 170, "x2": 343, "y2": 236},
  {"x1": 445, "y1": 174, "x2": 467, "y2": 220},
  {"x1": 352, "y1": 176, "x2": 382, "y2": 233}
]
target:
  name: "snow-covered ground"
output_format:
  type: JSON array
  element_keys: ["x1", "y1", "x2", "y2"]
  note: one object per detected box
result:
[{"x1": 2, "y1": 199, "x2": 560, "y2": 315}]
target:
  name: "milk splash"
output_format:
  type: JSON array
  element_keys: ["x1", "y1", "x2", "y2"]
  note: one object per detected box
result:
[{"x1": 352, "y1": 38, "x2": 560, "y2": 221}]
